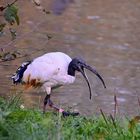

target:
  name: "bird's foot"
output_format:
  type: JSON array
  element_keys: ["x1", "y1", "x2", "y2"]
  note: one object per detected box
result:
[{"x1": 62, "y1": 111, "x2": 80, "y2": 117}]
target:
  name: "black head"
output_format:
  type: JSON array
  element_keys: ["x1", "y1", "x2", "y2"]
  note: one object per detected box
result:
[{"x1": 68, "y1": 57, "x2": 106, "y2": 99}]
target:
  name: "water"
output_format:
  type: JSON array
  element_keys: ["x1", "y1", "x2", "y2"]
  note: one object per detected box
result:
[{"x1": 0, "y1": 0, "x2": 140, "y2": 116}]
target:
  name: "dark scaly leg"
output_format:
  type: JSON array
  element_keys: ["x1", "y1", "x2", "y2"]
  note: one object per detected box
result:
[
  {"x1": 48, "y1": 97, "x2": 80, "y2": 117},
  {"x1": 43, "y1": 94, "x2": 64, "y2": 113},
  {"x1": 43, "y1": 94, "x2": 79, "y2": 117},
  {"x1": 43, "y1": 94, "x2": 50, "y2": 113},
  {"x1": 48, "y1": 96, "x2": 67, "y2": 113}
]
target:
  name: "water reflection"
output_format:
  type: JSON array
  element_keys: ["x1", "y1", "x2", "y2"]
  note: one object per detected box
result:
[{"x1": 51, "y1": 0, "x2": 74, "y2": 15}]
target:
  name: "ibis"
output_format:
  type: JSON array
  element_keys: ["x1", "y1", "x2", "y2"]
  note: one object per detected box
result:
[{"x1": 12, "y1": 52, "x2": 106, "y2": 116}]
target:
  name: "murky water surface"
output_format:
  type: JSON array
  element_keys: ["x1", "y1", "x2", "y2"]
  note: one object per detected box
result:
[{"x1": 0, "y1": 0, "x2": 140, "y2": 116}]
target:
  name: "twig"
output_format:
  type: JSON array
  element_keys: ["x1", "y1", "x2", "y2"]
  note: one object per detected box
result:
[
  {"x1": 114, "y1": 94, "x2": 120, "y2": 118},
  {"x1": 0, "y1": 54, "x2": 28, "y2": 63},
  {"x1": 32, "y1": 0, "x2": 41, "y2": 6},
  {"x1": 32, "y1": 0, "x2": 51, "y2": 14},
  {"x1": 114, "y1": 94, "x2": 117, "y2": 118},
  {"x1": 2, "y1": 20, "x2": 46, "y2": 49},
  {"x1": 0, "y1": 0, "x2": 18, "y2": 11}
]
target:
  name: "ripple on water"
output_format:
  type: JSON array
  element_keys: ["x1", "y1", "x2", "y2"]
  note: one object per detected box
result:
[
  {"x1": 116, "y1": 87, "x2": 132, "y2": 95},
  {"x1": 111, "y1": 97, "x2": 126, "y2": 105}
]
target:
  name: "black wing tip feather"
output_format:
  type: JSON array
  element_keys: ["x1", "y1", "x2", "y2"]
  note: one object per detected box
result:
[{"x1": 12, "y1": 61, "x2": 31, "y2": 84}]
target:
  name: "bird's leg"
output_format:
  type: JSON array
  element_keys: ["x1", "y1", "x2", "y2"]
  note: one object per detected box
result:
[
  {"x1": 43, "y1": 94, "x2": 64, "y2": 113},
  {"x1": 48, "y1": 97, "x2": 65, "y2": 113},
  {"x1": 48, "y1": 98, "x2": 79, "y2": 117},
  {"x1": 43, "y1": 87, "x2": 54, "y2": 113},
  {"x1": 43, "y1": 92, "x2": 79, "y2": 117},
  {"x1": 43, "y1": 94, "x2": 50, "y2": 113}
]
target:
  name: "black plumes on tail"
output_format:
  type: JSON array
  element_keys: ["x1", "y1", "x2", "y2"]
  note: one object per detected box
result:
[{"x1": 12, "y1": 61, "x2": 31, "y2": 84}]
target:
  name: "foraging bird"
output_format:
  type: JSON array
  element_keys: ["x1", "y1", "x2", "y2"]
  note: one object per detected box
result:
[{"x1": 12, "y1": 52, "x2": 106, "y2": 116}]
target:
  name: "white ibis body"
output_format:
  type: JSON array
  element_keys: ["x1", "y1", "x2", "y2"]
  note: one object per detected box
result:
[{"x1": 12, "y1": 52, "x2": 106, "y2": 116}]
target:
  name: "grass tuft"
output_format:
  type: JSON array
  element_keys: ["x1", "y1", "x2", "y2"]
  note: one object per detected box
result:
[{"x1": 0, "y1": 96, "x2": 140, "y2": 140}]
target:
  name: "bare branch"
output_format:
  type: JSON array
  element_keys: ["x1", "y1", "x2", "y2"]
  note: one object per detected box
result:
[{"x1": 0, "y1": 0, "x2": 18, "y2": 11}]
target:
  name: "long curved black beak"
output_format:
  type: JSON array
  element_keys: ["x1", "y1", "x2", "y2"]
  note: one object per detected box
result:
[{"x1": 79, "y1": 64, "x2": 106, "y2": 99}]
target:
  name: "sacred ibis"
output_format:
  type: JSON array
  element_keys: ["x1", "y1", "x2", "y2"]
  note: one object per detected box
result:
[{"x1": 12, "y1": 52, "x2": 106, "y2": 116}]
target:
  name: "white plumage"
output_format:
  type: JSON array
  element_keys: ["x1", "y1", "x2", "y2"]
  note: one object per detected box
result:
[
  {"x1": 12, "y1": 51, "x2": 106, "y2": 115},
  {"x1": 22, "y1": 52, "x2": 75, "y2": 93}
]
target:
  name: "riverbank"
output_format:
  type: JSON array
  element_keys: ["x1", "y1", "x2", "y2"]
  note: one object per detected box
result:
[{"x1": 0, "y1": 96, "x2": 140, "y2": 140}]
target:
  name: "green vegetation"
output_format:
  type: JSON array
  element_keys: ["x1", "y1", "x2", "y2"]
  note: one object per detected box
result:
[
  {"x1": 0, "y1": 0, "x2": 19, "y2": 39},
  {"x1": 0, "y1": 96, "x2": 140, "y2": 140}
]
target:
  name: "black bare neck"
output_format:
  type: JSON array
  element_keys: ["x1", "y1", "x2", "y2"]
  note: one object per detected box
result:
[{"x1": 68, "y1": 60, "x2": 76, "y2": 76}]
